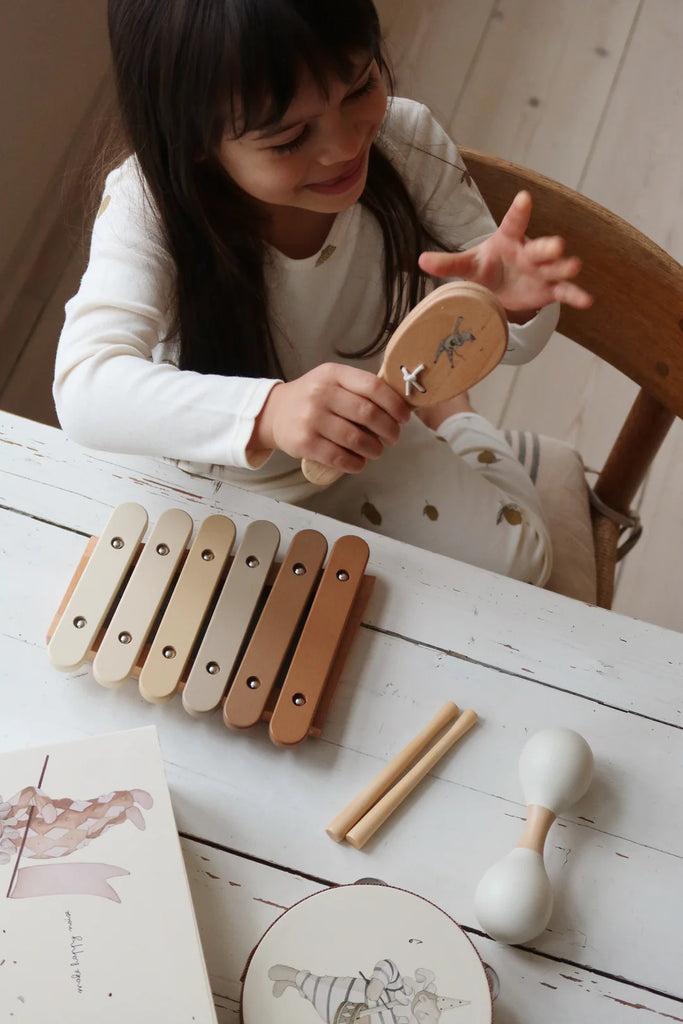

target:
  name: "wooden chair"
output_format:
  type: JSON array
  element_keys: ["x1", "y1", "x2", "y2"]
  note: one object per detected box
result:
[{"x1": 460, "y1": 147, "x2": 683, "y2": 609}]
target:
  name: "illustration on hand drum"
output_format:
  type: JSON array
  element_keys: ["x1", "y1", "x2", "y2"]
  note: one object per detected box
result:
[{"x1": 241, "y1": 884, "x2": 493, "y2": 1024}]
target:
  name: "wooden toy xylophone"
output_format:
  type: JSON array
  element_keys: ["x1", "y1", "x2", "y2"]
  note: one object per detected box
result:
[{"x1": 47, "y1": 503, "x2": 374, "y2": 746}]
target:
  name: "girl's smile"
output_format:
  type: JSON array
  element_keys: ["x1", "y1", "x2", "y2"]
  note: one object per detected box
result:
[{"x1": 305, "y1": 148, "x2": 368, "y2": 194}]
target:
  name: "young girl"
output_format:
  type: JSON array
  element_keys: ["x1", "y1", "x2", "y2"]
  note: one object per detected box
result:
[{"x1": 54, "y1": 0, "x2": 591, "y2": 586}]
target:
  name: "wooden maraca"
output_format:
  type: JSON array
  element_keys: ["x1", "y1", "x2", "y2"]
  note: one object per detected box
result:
[
  {"x1": 301, "y1": 281, "x2": 509, "y2": 486},
  {"x1": 474, "y1": 727, "x2": 594, "y2": 945}
]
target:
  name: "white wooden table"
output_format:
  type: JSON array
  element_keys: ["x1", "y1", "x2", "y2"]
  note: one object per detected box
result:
[{"x1": 2, "y1": 409, "x2": 682, "y2": 1023}]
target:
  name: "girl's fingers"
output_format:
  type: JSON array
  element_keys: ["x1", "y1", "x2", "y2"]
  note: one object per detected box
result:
[
  {"x1": 552, "y1": 281, "x2": 594, "y2": 308},
  {"x1": 335, "y1": 366, "x2": 411, "y2": 427},
  {"x1": 535, "y1": 256, "x2": 583, "y2": 281},
  {"x1": 499, "y1": 190, "x2": 533, "y2": 240},
  {"x1": 329, "y1": 387, "x2": 404, "y2": 447},
  {"x1": 418, "y1": 249, "x2": 479, "y2": 279},
  {"x1": 318, "y1": 409, "x2": 385, "y2": 460},
  {"x1": 523, "y1": 235, "x2": 565, "y2": 262},
  {"x1": 308, "y1": 433, "x2": 368, "y2": 474}
]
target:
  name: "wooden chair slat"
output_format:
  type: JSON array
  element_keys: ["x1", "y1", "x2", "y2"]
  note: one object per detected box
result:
[{"x1": 460, "y1": 147, "x2": 683, "y2": 607}]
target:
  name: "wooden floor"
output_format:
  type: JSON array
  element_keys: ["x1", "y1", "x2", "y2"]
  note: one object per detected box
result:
[{"x1": 2, "y1": 0, "x2": 682, "y2": 630}]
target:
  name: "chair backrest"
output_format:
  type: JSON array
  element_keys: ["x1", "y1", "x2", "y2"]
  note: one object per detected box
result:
[
  {"x1": 459, "y1": 148, "x2": 683, "y2": 608},
  {"x1": 460, "y1": 147, "x2": 683, "y2": 514}
]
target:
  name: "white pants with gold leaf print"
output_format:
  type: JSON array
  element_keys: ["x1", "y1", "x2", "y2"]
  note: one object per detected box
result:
[{"x1": 300, "y1": 412, "x2": 552, "y2": 586}]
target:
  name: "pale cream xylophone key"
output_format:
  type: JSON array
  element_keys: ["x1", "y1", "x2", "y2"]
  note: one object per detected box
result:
[
  {"x1": 181, "y1": 520, "x2": 280, "y2": 716},
  {"x1": 138, "y1": 514, "x2": 236, "y2": 704},
  {"x1": 48, "y1": 503, "x2": 149, "y2": 672},
  {"x1": 223, "y1": 529, "x2": 328, "y2": 730},
  {"x1": 92, "y1": 508, "x2": 193, "y2": 688}
]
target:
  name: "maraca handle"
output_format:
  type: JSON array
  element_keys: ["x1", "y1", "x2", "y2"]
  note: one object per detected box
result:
[
  {"x1": 301, "y1": 458, "x2": 343, "y2": 486},
  {"x1": 517, "y1": 804, "x2": 556, "y2": 855}
]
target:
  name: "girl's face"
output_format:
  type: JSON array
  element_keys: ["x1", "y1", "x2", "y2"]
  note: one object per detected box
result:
[{"x1": 217, "y1": 57, "x2": 387, "y2": 220}]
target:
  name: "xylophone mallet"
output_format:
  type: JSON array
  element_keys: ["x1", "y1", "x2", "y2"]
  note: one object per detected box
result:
[{"x1": 474, "y1": 727, "x2": 594, "y2": 945}]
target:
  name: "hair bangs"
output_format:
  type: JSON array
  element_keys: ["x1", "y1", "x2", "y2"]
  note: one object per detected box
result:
[{"x1": 219, "y1": 0, "x2": 383, "y2": 138}]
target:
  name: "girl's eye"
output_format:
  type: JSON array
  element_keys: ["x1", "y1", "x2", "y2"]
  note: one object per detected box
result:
[
  {"x1": 347, "y1": 70, "x2": 379, "y2": 102},
  {"x1": 271, "y1": 126, "x2": 310, "y2": 155}
]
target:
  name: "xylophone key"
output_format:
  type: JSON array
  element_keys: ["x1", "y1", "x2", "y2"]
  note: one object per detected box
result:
[
  {"x1": 223, "y1": 529, "x2": 328, "y2": 730},
  {"x1": 269, "y1": 535, "x2": 369, "y2": 746},
  {"x1": 181, "y1": 520, "x2": 280, "y2": 716},
  {"x1": 138, "y1": 515, "x2": 236, "y2": 703},
  {"x1": 48, "y1": 503, "x2": 148, "y2": 672},
  {"x1": 92, "y1": 508, "x2": 193, "y2": 688}
]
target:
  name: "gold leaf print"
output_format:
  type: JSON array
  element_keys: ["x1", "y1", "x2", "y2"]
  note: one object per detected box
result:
[
  {"x1": 315, "y1": 244, "x2": 337, "y2": 267},
  {"x1": 435, "y1": 435, "x2": 448, "y2": 443},
  {"x1": 477, "y1": 449, "x2": 499, "y2": 464},
  {"x1": 423, "y1": 504, "x2": 439, "y2": 521},
  {"x1": 460, "y1": 170, "x2": 473, "y2": 187},
  {"x1": 361, "y1": 501, "x2": 382, "y2": 526},
  {"x1": 497, "y1": 504, "x2": 523, "y2": 526},
  {"x1": 97, "y1": 195, "x2": 111, "y2": 218}
]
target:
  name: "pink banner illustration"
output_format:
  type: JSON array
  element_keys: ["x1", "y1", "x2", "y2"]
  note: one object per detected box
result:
[{"x1": 8, "y1": 862, "x2": 130, "y2": 902}]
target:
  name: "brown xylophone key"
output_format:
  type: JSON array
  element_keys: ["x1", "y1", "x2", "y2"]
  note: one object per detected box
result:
[
  {"x1": 268, "y1": 535, "x2": 369, "y2": 747},
  {"x1": 223, "y1": 528, "x2": 328, "y2": 730}
]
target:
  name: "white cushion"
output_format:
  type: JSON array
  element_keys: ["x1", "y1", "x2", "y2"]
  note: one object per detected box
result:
[{"x1": 504, "y1": 431, "x2": 597, "y2": 604}]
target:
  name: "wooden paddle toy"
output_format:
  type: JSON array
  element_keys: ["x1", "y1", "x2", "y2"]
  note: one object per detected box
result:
[
  {"x1": 474, "y1": 727, "x2": 594, "y2": 945},
  {"x1": 301, "y1": 280, "x2": 509, "y2": 486}
]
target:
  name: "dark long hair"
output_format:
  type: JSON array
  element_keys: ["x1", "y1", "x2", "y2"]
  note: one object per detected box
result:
[{"x1": 107, "y1": 0, "x2": 443, "y2": 377}]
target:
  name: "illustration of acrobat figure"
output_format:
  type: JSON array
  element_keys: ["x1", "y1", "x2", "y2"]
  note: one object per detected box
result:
[
  {"x1": 1, "y1": 784, "x2": 153, "y2": 901},
  {"x1": 0, "y1": 785, "x2": 153, "y2": 864},
  {"x1": 268, "y1": 960, "x2": 469, "y2": 1023},
  {"x1": 433, "y1": 317, "x2": 476, "y2": 368}
]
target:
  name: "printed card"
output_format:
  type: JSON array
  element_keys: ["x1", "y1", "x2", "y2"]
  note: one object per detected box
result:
[{"x1": 0, "y1": 726, "x2": 217, "y2": 1022}]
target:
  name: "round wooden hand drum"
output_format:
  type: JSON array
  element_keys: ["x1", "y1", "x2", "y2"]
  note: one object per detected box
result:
[
  {"x1": 241, "y1": 883, "x2": 493, "y2": 1024},
  {"x1": 301, "y1": 281, "x2": 509, "y2": 487}
]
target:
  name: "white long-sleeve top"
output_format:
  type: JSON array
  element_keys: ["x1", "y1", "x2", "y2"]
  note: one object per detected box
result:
[{"x1": 54, "y1": 97, "x2": 558, "y2": 497}]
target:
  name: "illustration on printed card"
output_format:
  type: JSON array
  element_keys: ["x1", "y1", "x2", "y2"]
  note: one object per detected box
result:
[
  {"x1": 1, "y1": 754, "x2": 153, "y2": 902},
  {"x1": 268, "y1": 960, "x2": 469, "y2": 1024}
]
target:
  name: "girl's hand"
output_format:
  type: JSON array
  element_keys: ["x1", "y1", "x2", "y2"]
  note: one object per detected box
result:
[
  {"x1": 418, "y1": 190, "x2": 593, "y2": 313},
  {"x1": 249, "y1": 363, "x2": 411, "y2": 474}
]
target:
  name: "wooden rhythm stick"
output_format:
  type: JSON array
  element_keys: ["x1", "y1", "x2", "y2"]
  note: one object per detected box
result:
[
  {"x1": 326, "y1": 705, "x2": 478, "y2": 849},
  {"x1": 326, "y1": 701, "x2": 460, "y2": 842},
  {"x1": 302, "y1": 281, "x2": 508, "y2": 486},
  {"x1": 47, "y1": 503, "x2": 375, "y2": 746}
]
